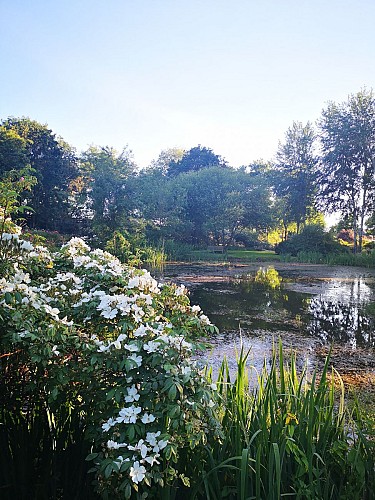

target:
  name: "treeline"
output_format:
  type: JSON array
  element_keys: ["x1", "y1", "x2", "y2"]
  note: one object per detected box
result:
[{"x1": 1, "y1": 88, "x2": 375, "y2": 254}]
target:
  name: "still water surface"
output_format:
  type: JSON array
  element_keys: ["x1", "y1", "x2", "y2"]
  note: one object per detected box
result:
[{"x1": 158, "y1": 263, "x2": 375, "y2": 373}]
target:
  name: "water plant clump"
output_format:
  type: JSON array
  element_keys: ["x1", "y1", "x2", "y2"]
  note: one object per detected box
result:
[{"x1": 193, "y1": 344, "x2": 375, "y2": 499}]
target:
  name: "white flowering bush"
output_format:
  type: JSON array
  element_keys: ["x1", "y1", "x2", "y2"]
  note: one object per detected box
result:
[{"x1": 0, "y1": 234, "x2": 221, "y2": 498}]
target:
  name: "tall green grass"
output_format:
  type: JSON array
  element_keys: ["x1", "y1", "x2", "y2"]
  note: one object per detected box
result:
[
  {"x1": 188, "y1": 343, "x2": 375, "y2": 499},
  {"x1": 282, "y1": 250, "x2": 375, "y2": 268},
  {"x1": 163, "y1": 240, "x2": 198, "y2": 261},
  {"x1": 0, "y1": 353, "x2": 98, "y2": 500},
  {"x1": 0, "y1": 405, "x2": 97, "y2": 500},
  {"x1": 142, "y1": 245, "x2": 166, "y2": 268}
]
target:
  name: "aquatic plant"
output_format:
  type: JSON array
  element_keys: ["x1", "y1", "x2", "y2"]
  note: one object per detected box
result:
[{"x1": 190, "y1": 343, "x2": 375, "y2": 499}]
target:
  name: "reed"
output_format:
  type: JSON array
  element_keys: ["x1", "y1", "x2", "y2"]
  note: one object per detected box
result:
[
  {"x1": 142, "y1": 245, "x2": 166, "y2": 268},
  {"x1": 288, "y1": 249, "x2": 375, "y2": 268},
  {"x1": 0, "y1": 352, "x2": 97, "y2": 500},
  {"x1": 190, "y1": 342, "x2": 375, "y2": 499}
]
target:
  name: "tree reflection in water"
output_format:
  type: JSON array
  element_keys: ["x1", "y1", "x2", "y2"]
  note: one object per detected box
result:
[
  {"x1": 308, "y1": 298, "x2": 374, "y2": 348},
  {"x1": 191, "y1": 267, "x2": 375, "y2": 348}
]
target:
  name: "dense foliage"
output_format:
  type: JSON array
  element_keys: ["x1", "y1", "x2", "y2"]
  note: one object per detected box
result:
[
  {"x1": 1, "y1": 117, "x2": 79, "y2": 232},
  {"x1": 275, "y1": 224, "x2": 345, "y2": 257}
]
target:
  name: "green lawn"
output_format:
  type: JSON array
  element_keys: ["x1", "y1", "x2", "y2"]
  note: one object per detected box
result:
[
  {"x1": 227, "y1": 249, "x2": 281, "y2": 261},
  {"x1": 187, "y1": 249, "x2": 281, "y2": 262}
]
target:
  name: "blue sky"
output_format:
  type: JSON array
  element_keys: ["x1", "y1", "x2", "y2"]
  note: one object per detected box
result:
[{"x1": 1, "y1": 0, "x2": 374, "y2": 168}]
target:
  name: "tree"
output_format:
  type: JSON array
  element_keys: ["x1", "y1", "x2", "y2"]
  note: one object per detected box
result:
[
  {"x1": 318, "y1": 89, "x2": 375, "y2": 253},
  {"x1": 274, "y1": 121, "x2": 317, "y2": 234},
  {"x1": 149, "y1": 147, "x2": 184, "y2": 175},
  {"x1": 130, "y1": 169, "x2": 187, "y2": 243},
  {"x1": 1, "y1": 117, "x2": 78, "y2": 232},
  {"x1": 80, "y1": 146, "x2": 136, "y2": 242},
  {"x1": 167, "y1": 166, "x2": 273, "y2": 246},
  {"x1": 167, "y1": 145, "x2": 227, "y2": 176},
  {"x1": 0, "y1": 126, "x2": 29, "y2": 175}
]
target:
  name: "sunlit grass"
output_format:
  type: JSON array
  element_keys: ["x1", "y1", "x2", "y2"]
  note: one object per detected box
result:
[
  {"x1": 227, "y1": 249, "x2": 281, "y2": 261},
  {"x1": 184, "y1": 249, "x2": 281, "y2": 263}
]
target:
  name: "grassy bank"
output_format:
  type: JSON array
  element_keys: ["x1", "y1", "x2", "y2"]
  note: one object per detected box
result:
[{"x1": 166, "y1": 246, "x2": 375, "y2": 268}]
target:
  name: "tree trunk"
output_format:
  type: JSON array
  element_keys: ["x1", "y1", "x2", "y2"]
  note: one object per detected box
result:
[
  {"x1": 358, "y1": 188, "x2": 368, "y2": 253},
  {"x1": 283, "y1": 222, "x2": 288, "y2": 241},
  {"x1": 352, "y1": 212, "x2": 358, "y2": 254}
]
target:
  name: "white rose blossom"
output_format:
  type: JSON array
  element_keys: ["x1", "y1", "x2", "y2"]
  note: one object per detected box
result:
[
  {"x1": 129, "y1": 461, "x2": 146, "y2": 484},
  {"x1": 107, "y1": 440, "x2": 127, "y2": 450},
  {"x1": 117, "y1": 405, "x2": 142, "y2": 424}
]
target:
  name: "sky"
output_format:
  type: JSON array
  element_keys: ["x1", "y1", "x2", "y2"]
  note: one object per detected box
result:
[{"x1": 1, "y1": 0, "x2": 375, "y2": 169}]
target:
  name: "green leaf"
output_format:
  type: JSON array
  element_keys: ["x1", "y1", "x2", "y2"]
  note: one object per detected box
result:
[
  {"x1": 4, "y1": 292, "x2": 13, "y2": 304},
  {"x1": 128, "y1": 425, "x2": 135, "y2": 441},
  {"x1": 104, "y1": 463, "x2": 113, "y2": 479},
  {"x1": 168, "y1": 384, "x2": 177, "y2": 401},
  {"x1": 106, "y1": 388, "x2": 116, "y2": 400},
  {"x1": 124, "y1": 483, "x2": 132, "y2": 499}
]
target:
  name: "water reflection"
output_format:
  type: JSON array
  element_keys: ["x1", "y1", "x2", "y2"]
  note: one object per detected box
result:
[
  {"x1": 308, "y1": 298, "x2": 374, "y2": 348},
  {"x1": 188, "y1": 266, "x2": 375, "y2": 349},
  {"x1": 253, "y1": 266, "x2": 282, "y2": 289}
]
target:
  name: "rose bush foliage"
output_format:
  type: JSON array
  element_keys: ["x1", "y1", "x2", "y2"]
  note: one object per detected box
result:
[{"x1": 0, "y1": 234, "x2": 221, "y2": 498}]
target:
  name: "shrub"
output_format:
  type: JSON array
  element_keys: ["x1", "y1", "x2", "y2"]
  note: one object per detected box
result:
[
  {"x1": 233, "y1": 229, "x2": 263, "y2": 249},
  {"x1": 0, "y1": 235, "x2": 219, "y2": 498},
  {"x1": 275, "y1": 224, "x2": 345, "y2": 256}
]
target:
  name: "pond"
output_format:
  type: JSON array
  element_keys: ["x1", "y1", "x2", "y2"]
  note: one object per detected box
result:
[{"x1": 156, "y1": 262, "x2": 375, "y2": 377}]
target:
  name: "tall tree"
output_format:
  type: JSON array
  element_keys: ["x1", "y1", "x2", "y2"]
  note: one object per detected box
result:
[
  {"x1": 170, "y1": 166, "x2": 272, "y2": 245},
  {"x1": 274, "y1": 121, "x2": 317, "y2": 234},
  {"x1": 167, "y1": 145, "x2": 227, "y2": 176},
  {"x1": 318, "y1": 89, "x2": 375, "y2": 252},
  {"x1": 1, "y1": 117, "x2": 78, "y2": 231},
  {"x1": 80, "y1": 146, "x2": 136, "y2": 241},
  {"x1": 130, "y1": 169, "x2": 186, "y2": 242}
]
